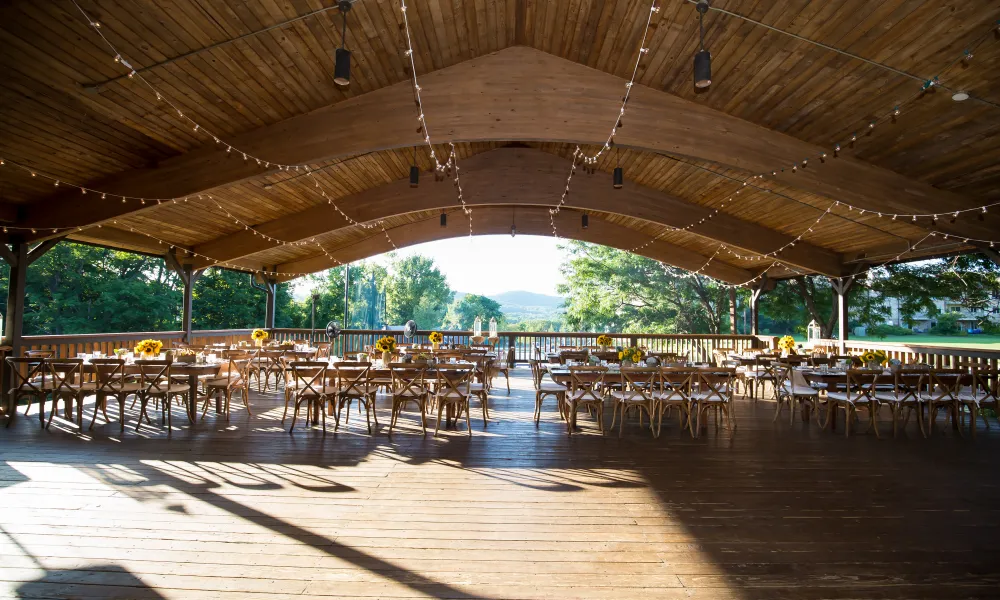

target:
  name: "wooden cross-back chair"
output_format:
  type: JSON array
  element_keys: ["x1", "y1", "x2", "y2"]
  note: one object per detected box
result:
[
  {"x1": 255, "y1": 350, "x2": 285, "y2": 392},
  {"x1": 89, "y1": 358, "x2": 141, "y2": 432},
  {"x1": 874, "y1": 371, "x2": 926, "y2": 438},
  {"x1": 288, "y1": 361, "x2": 329, "y2": 433},
  {"x1": 774, "y1": 366, "x2": 819, "y2": 427},
  {"x1": 134, "y1": 359, "x2": 189, "y2": 432},
  {"x1": 5, "y1": 356, "x2": 51, "y2": 428},
  {"x1": 921, "y1": 369, "x2": 970, "y2": 437},
  {"x1": 388, "y1": 364, "x2": 429, "y2": 435},
  {"x1": 690, "y1": 369, "x2": 737, "y2": 440},
  {"x1": 202, "y1": 354, "x2": 252, "y2": 421},
  {"x1": 657, "y1": 367, "x2": 695, "y2": 437},
  {"x1": 564, "y1": 366, "x2": 608, "y2": 436},
  {"x1": 433, "y1": 366, "x2": 475, "y2": 436},
  {"x1": 825, "y1": 369, "x2": 882, "y2": 437},
  {"x1": 610, "y1": 367, "x2": 658, "y2": 438},
  {"x1": 744, "y1": 356, "x2": 779, "y2": 401},
  {"x1": 332, "y1": 362, "x2": 378, "y2": 434},
  {"x1": 44, "y1": 358, "x2": 85, "y2": 431},
  {"x1": 958, "y1": 368, "x2": 998, "y2": 437},
  {"x1": 529, "y1": 359, "x2": 564, "y2": 425}
]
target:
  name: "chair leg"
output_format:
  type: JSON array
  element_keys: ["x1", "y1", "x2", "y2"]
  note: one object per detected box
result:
[
  {"x1": 465, "y1": 400, "x2": 472, "y2": 435},
  {"x1": 434, "y1": 402, "x2": 444, "y2": 437}
]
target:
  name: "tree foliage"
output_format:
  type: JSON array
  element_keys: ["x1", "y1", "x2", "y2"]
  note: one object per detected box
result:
[
  {"x1": 444, "y1": 294, "x2": 505, "y2": 330},
  {"x1": 383, "y1": 255, "x2": 453, "y2": 328}
]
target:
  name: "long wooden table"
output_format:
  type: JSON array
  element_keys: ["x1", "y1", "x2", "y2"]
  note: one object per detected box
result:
[{"x1": 82, "y1": 361, "x2": 226, "y2": 422}]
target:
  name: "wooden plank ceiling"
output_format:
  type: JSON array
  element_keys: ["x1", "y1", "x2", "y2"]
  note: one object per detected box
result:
[{"x1": 1, "y1": 0, "x2": 997, "y2": 284}]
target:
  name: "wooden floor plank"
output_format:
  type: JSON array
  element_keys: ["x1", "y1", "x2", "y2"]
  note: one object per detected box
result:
[{"x1": 1, "y1": 367, "x2": 998, "y2": 599}]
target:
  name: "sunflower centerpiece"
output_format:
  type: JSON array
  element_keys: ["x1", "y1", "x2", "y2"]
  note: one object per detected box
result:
[
  {"x1": 428, "y1": 331, "x2": 443, "y2": 350},
  {"x1": 778, "y1": 335, "x2": 797, "y2": 356},
  {"x1": 134, "y1": 339, "x2": 163, "y2": 360},
  {"x1": 251, "y1": 328, "x2": 269, "y2": 347},
  {"x1": 596, "y1": 334, "x2": 614, "y2": 352},
  {"x1": 618, "y1": 346, "x2": 644, "y2": 367},
  {"x1": 374, "y1": 336, "x2": 397, "y2": 364},
  {"x1": 860, "y1": 349, "x2": 888, "y2": 370}
]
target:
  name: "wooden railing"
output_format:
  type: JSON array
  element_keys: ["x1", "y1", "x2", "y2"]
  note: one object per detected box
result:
[
  {"x1": 814, "y1": 338, "x2": 1000, "y2": 369},
  {"x1": 19, "y1": 328, "x2": 769, "y2": 363},
  {"x1": 271, "y1": 328, "x2": 766, "y2": 363},
  {"x1": 22, "y1": 330, "x2": 253, "y2": 357}
]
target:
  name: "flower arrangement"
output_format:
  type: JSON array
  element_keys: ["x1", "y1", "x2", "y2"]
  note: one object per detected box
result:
[
  {"x1": 596, "y1": 334, "x2": 614, "y2": 347},
  {"x1": 113, "y1": 348, "x2": 129, "y2": 358},
  {"x1": 428, "y1": 331, "x2": 443, "y2": 344},
  {"x1": 860, "y1": 349, "x2": 888, "y2": 366},
  {"x1": 618, "y1": 346, "x2": 644, "y2": 364},
  {"x1": 778, "y1": 335, "x2": 797, "y2": 354},
  {"x1": 134, "y1": 339, "x2": 163, "y2": 357},
  {"x1": 251, "y1": 328, "x2": 269, "y2": 342},
  {"x1": 374, "y1": 336, "x2": 397, "y2": 353},
  {"x1": 174, "y1": 348, "x2": 196, "y2": 363}
]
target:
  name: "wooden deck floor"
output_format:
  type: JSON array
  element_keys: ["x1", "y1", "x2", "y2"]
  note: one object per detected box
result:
[{"x1": 1, "y1": 368, "x2": 999, "y2": 599}]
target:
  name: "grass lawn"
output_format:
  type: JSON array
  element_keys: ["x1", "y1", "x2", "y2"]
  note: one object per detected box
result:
[{"x1": 790, "y1": 334, "x2": 1000, "y2": 350}]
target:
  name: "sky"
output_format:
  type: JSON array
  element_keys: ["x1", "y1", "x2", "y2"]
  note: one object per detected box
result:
[{"x1": 293, "y1": 235, "x2": 568, "y2": 299}]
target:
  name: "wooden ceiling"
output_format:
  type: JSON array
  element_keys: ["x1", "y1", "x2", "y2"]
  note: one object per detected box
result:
[{"x1": 1, "y1": 0, "x2": 998, "y2": 285}]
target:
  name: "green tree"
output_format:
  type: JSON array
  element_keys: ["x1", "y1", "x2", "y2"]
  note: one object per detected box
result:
[
  {"x1": 557, "y1": 242, "x2": 733, "y2": 333},
  {"x1": 192, "y1": 269, "x2": 295, "y2": 329},
  {"x1": 444, "y1": 294, "x2": 505, "y2": 330},
  {"x1": 383, "y1": 255, "x2": 453, "y2": 328}
]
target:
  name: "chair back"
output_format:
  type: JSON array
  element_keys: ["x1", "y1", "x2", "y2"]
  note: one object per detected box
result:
[
  {"x1": 315, "y1": 342, "x2": 331, "y2": 359},
  {"x1": 842, "y1": 368, "x2": 881, "y2": 403},
  {"x1": 90, "y1": 358, "x2": 126, "y2": 394},
  {"x1": 890, "y1": 371, "x2": 923, "y2": 403},
  {"x1": 620, "y1": 367, "x2": 658, "y2": 402},
  {"x1": 290, "y1": 361, "x2": 328, "y2": 398},
  {"x1": 809, "y1": 356, "x2": 833, "y2": 367},
  {"x1": 24, "y1": 350, "x2": 55, "y2": 359},
  {"x1": 659, "y1": 367, "x2": 694, "y2": 403},
  {"x1": 435, "y1": 366, "x2": 474, "y2": 399},
  {"x1": 45, "y1": 358, "x2": 84, "y2": 396},
  {"x1": 970, "y1": 368, "x2": 999, "y2": 403},
  {"x1": 220, "y1": 354, "x2": 252, "y2": 386},
  {"x1": 332, "y1": 362, "x2": 372, "y2": 398},
  {"x1": 694, "y1": 369, "x2": 736, "y2": 403},
  {"x1": 567, "y1": 366, "x2": 606, "y2": 403},
  {"x1": 6, "y1": 357, "x2": 48, "y2": 395},
  {"x1": 924, "y1": 368, "x2": 970, "y2": 401},
  {"x1": 559, "y1": 350, "x2": 588, "y2": 365},
  {"x1": 528, "y1": 359, "x2": 547, "y2": 390},
  {"x1": 135, "y1": 359, "x2": 173, "y2": 395},
  {"x1": 389, "y1": 364, "x2": 427, "y2": 397}
]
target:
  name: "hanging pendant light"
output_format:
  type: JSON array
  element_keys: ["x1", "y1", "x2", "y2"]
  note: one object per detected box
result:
[
  {"x1": 409, "y1": 146, "x2": 419, "y2": 187},
  {"x1": 440, "y1": 212, "x2": 447, "y2": 227},
  {"x1": 334, "y1": 1, "x2": 352, "y2": 86},
  {"x1": 694, "y1": 1, "x2": 712, "y2": 89},
  {"x1": 511, "y1": 208, "x2": 517, "y2": 238},
  {"x1": 582, "y1": 214, "x2": 589, "y2": 229},
  {"x1": 613, "y1": 148, "x2": 623, "y2": 189}
]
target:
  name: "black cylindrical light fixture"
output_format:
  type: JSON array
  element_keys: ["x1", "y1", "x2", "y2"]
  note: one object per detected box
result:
[
  {"x1": 440, "y1": 213, "x2": 447, "y2": 227},
  {"x1": 334, "y1": 48, "x2": 351, "y2": 86},
  {"x1": 334, "y1": 1, "x2": 352, "y2": 86},
  {"x1": 613, "y1": 167, "x2": 624, "y2": 189},
  {"x1": 582, "y1": 214, "x2": 589, "y2": 229},
  {"x1": 694, "y1": 1, "x2": 711, "y2": 89},
  {"x1": 694, "y1": 50, "x2": 711, "y2": 88},
  {"x1": 409, "y1": 165, "x2": 419, "y2": 187}
]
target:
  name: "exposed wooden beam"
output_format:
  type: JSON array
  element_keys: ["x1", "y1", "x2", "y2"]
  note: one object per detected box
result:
[
  {"x1": 68, "y1": 227, "x2": 185, "y2": 256},
  {"x1": 26, "y1": 237, "x2": 64, "y2": 266},
  {"x1": 191, "y1": 148, "x2": 845, "y2": 276},
  {"x1": 270, "y1": 208, "x2": 754, "y2": 284},
  {"x1": 21, "y1": 47, "x2": 993, "y2": 242}
]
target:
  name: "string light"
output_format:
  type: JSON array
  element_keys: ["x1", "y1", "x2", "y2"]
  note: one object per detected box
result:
[{"x1": 399, "y1": 0, "x2": 472, "y2": 235}]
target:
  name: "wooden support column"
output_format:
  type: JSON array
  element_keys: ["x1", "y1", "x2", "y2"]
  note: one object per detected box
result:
[
  {"x1": 165, "y1": 252, "x2": 204, "y2": 343},
  {"x1": 829, "y1": 276, "x2": 856, "y2": 353},
  {"x1": 729, "y1": 288, "x2": 738, "y2": 335}
]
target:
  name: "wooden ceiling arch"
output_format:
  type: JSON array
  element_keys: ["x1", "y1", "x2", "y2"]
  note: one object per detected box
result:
[
  {"x1": 269, "y1": 207, "x2": 756, "y2": 284},
  {"x1": 185, "y1": 147, "x2": 846, "y2": 276},
  {"x1": 21, "y1": 47, "x2": 997, "y2": 243}
]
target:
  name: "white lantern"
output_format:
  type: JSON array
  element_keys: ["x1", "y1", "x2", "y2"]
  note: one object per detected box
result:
[
  {"x1": 488, "y1": 317, "x2": 498, "y2": 338},
  {"x1": 473, "y1": 316, "x2": 483, "y2": 338},
  {"x1": 807, "y1": 320, "x2": 820, "y2": 342}
]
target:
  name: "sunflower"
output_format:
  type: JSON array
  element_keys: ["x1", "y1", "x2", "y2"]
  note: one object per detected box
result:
[
  {"x1": 135, "y1": 339, "x2": 163, "y2": 356},
  {"x1": 778, "y1": 335, "x2": 797, "y2": 352},
  {"x1": 251, "y1": 328, "x2": 269, "y2": 341},
  {"x1": 596, "y1": 334, "x2": 614, "y2": 347},
  {"x1": 619, "y1": 346, "x2": 644, "y2": 363},
  {"x1": 374, "y1": 336, "x2": 397, "y2": 353},
  {"x1": 428, "y1": 331, "x2": 443, "y2": 344}
]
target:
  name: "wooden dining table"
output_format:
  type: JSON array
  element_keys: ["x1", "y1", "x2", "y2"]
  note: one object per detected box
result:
[{"x1": 82, "y1": 361, "x2": 227, "y2": 422}]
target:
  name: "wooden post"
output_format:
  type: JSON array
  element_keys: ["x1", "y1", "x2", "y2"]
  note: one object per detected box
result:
[
  {"x1": 747, "y1": 275, "x2": 774, "y2": 337},
  {"x1": 165, "y1": 252, "x2": 203, "y2": 344},
  {"x1": 264, "y1": 279, "x2": 277, "y2": 330},
  {"x1": 1, "y1": 243, "x2": 29, "y2": 357},
  {"x1": 829, "y1": 276, "x2": 855, "y2": 353},
  {"x1": 343, "y1": 264, "x2": 350, "y2": 328},
  {"x1": 729, "y1": 287, "x2": 738, "y2": 334}
]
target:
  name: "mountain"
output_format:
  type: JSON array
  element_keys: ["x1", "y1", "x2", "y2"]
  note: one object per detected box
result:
[{"x1": 490, "y1": 291, "x2": 564, "y2": 309}]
